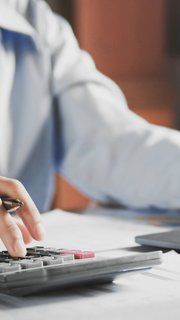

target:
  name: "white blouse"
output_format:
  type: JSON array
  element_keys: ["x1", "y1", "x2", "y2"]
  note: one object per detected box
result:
[{"x1": 0, "y1": 0, "x2": 180, "y2": 211}]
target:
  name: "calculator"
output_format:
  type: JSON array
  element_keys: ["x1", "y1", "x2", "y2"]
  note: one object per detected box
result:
[{"x1": 0, "y1": 246, "x2": 162, "y2": 296}]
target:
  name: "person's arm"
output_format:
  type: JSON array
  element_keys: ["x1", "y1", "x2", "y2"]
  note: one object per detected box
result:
[
  {"x1": 40, "y1": 3, "x2": 180, "y2": 209},
  {"x1": 0, "y1": 177, "x2": 44, "y2": 256},
  {"x1": 58, "y1": 84, "x2": 180, "y2": 209}
]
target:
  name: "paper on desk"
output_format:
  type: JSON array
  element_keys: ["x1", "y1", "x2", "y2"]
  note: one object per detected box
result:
[
  {"x1": 0, "y1": 209, "x2": 180, "y2": 320},
  {"x1": 35, "y1": 208, "x2": 169, "y2": 252}
]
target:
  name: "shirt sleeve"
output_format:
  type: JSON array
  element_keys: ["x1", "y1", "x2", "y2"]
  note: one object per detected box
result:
[{"x1": 42, "y1": 3, "x2": 180, "y2": 209}]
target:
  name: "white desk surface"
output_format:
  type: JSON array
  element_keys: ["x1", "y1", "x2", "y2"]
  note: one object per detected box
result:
[{"x1": 1, "y1": 205, "x2": 180, "y2": 320}]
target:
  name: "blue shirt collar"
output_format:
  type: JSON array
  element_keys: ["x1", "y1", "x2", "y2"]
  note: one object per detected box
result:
[{"x1": 0, "y1": 2, "x2": 36, "y2": 37}]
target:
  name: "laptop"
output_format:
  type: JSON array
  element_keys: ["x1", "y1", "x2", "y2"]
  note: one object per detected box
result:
[{"x1": 135, "y1": 229, "x2": 180, "y2": 250}]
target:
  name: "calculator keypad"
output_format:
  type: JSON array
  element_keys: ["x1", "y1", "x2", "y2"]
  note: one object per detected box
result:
[{"x1": 0, "y1": 247, "x2": 95, "y2": 274}]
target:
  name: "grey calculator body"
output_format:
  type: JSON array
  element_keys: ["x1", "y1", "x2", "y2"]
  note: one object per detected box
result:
[{"x1": 0, "y1": 248, "x2": 162, "y2": 296}]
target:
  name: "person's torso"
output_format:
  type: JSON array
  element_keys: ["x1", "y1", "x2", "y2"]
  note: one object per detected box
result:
[{"x1": 0, "y1": 0, "x2": 58, "y2": 211}]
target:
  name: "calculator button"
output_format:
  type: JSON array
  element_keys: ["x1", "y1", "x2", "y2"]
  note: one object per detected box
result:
[
  {"x1": 27, "y1": 246, "x2": 44, "y2": 251},
  {"x1": 57, "y1": 250, "x2": 95, "y2": 259},
  {"x1": 11, "y1": 259, "x2": 43, "y2": 269},
  {"x1": 44, "y1": 258, "x2": 63, "y2": 266},
  {"x1": 44, "y1": 248, "x2": 63, "y2": 255},
  {"x1": 78, "y1": 251, "x2": 95, "y2": 259},
  {"x1": 0, "y1": 257, "x2": 12, "y2": 263},
  {"x1": 0, "y1": 263, "x2": 21, "y2": 273},
  {"x1": 26, "y1": 250, "x2": 51, "y2": 257},
  {"x1": 60, "y1": 254, "x2": 75, "y2": 262},
  {"x1": 36, "y1": 256, "x2": 64, "y2": 266}
]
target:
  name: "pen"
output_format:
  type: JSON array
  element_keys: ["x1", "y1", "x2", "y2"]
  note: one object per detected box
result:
[{"x1": 0, "y1": 196, "x2": 24, "y2": 213}]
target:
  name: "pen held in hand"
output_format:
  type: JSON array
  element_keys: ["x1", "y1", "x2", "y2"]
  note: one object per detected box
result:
[{"x1": 0, "y1": 197, "x2": 24, "y2": 213}]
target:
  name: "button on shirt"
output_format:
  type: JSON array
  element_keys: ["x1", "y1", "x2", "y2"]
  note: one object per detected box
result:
[{"x1": 1, "y1": 0, "x2": 180, "y2": 212}]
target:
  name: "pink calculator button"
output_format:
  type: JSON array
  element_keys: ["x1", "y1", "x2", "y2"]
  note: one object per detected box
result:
[{"x1": 58, "y1": 250, "x2": 95, "y2": 259}]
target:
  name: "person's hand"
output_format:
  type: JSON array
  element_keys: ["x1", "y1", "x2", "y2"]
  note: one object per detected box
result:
[{"x1": 0, "y1": 176, "x2": 45, "y2": 257}]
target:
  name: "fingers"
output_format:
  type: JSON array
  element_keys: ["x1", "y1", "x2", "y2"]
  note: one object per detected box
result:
[
  {"x1": 0, "y1": 207, "x2": 26, "y2": 257},
  {"x1": 15, "y1": 218, "x2": 33, "y2": 244},
  {"x1": 0, "y1": 176, "x2": 45, "y2": 256},
  {"x1": 0, "y1": 177, "x2": 45, "y2": 241}
]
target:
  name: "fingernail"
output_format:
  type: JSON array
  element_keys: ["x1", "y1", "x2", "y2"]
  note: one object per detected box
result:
[
  {"x1": 35, "y1": 223, "x2": 45, "y2": 240},
  {"x1": 13, "y1": 239, "x2": 26, "y2": 257}
]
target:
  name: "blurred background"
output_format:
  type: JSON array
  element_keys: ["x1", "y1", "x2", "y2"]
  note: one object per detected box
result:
[{"x1": 45, "y1": 0, "x2": 180, "y2": 211}]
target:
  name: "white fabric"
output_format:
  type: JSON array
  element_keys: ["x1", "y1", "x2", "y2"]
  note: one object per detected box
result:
[{"x1": 0, "y1": 0, "x2": 180, "y2": 211}]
